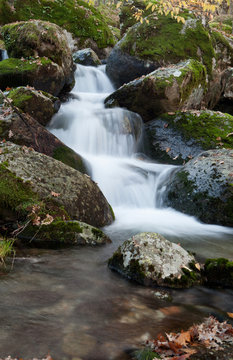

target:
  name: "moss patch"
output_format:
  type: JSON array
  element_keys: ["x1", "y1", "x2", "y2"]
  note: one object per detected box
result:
[
  {"x1": 0, "y1": 0, "x2": 115, "y2": 48},
  {"x1": 204, "y1": 258, "x2": 233, "y2": 288},
  {"x1": 161, "y1": 110, "x2": 233, "y2": 150},
  {"x1": 52, "y1": 145, "x2": 87, "y2": 174},
  {"x1": 120, "y1": 13, "x2": 215, "y2": 74},
  {"x1": 0, "y1": 57, "x2": 52, "y2": 90}
]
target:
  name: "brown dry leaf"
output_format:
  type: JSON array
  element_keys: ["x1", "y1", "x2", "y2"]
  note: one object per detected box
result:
[
  {"x1": 164, "y1": 123, "x2": 169, "y2": 128},
  {"x1": 168, "y1": 112, "x2": 175, "y2": 115},
  {"x1": 219, "y1": 161, "x2": 224, "y2": 164},
  {"x1": 8, "y1": 129, "x2": 13, "y2": 138},
  {"x1": 176, "y1": 331, "x2": 191, "y2": 346},
  {"x1": 32, "y1": 216, "x2": 41, "y2": 226},
  {"x1": 227, "y1": 312, "x2": 233, "y2": 318},
  {"x1": 51, "y1": 191, "x2": 60, "y2": 197},
  {"x1": 160, "y1": 306, "x2": 181, "y2": 316},
  {"x1": 195, "y1": 263, "x2": 201, "y2": 271},
  {"x1": 41, "y1": 214, "x2": 54, "y2": 226},
  {"x1": 5, "y1": 87, "x2": 12, "y2": 91},
  {"x1": 166, "y1": 147, "x2": 171, "y2": 153},
  {"x1": 216, "y1": 136, "x2": 221, "y2": 141}
]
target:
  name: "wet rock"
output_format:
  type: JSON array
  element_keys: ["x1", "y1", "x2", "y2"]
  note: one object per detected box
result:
[
  {"x1": 1, "y1": 20, "x2": 75, "y2": 95},
  {"x1": 0, "y1": 142, "x2": 114, "y2": 228},
  {"x1": 8, "y1": 87, "x2": 60, "y2": 126},
  {"x1": 164, "y1": 149, "x2": 233, "y2": 226},
  {"x1": 0, "y1": 104, "x2": 87, "y2": 173},
  {"x1": 145, "y1": 110, "x2": 233, "y2": 164},
  {"x1": 204, "y1": 258, "x2": 233, "y2": 288},
  {"x1": 105, "y1": 59, "x2": 207, "y2": 122},
  {"x1": 73, "y1": 48, "x2": 101, "y2": 66},
  {"x1": 18, "y1": 220, "x2": 111, "y2": 248},
  {"x1": 106, "y1": 13, "x2": 215, "y2": 87},
  {"x1": 108, "y1": 232, "x2": 200, "y2": 288}
]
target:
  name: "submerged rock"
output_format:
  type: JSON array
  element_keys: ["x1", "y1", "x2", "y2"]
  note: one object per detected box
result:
[
  {"x1": 106, "y1": 13, "x2": 215, "y2": 87},
  {"x1": 7, "y1": 87, "x2": 60, "y2": 126},
  {"x1": 18, "y1": 220, "x2": 111, "y2": 248},
  {"x1": 108, "y1": 232, "x2": 200, "y2": 288},
  {"x1": 1, "y1": 20, "x2": 75, "y2": 95},
  {"x1": 0, "y1": 142, "x2": 114, "y2": 228},
  {"x1": 164, "y1": 149, "x2": 233, "y2": 226},
  {"x1": 105, "y1": 59, "x2": 207, "y2": 121},
  {"x1": 73, "y1": 48, "x2": 101, "y2": 66},
  {"x1": 0, "y1": 104, "x2": 86, "y2": 173},
  {"x1": 145, "y1": 110, "x2": 233, "y2": 164}
]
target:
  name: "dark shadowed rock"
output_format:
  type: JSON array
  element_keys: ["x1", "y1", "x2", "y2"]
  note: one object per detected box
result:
[{"x1": 73, "y1": 48, "x2": 101, "y2": 66}]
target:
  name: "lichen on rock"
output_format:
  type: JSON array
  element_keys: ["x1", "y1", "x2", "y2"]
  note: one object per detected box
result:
[{"x1": 108, "y1": 232, "x2": 200, "y2": 288}]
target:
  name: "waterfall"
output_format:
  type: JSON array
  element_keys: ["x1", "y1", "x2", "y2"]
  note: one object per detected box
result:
[{"x1": 48, "y1": 64, "x2": 233, "y2": 240}]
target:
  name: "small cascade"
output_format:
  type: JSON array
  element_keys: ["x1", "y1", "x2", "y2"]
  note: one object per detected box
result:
[
  {"x1": 0, "y1": 49, "x2": 8, "y2": 61},
  {"x1": 49, "y1": 64, "x2": 233, "y2": 241}
]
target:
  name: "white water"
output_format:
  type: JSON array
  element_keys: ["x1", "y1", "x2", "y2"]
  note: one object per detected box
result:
[{"x1": 48, "y1": 64, "x2": 233, "y2": 252}]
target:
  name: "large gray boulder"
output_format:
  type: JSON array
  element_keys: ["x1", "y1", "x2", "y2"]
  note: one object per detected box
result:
[
  {"x1": 0, "y1": 142, "x2": 114, "y2": 228},
  {"x1": 145, "y1": 110, "x2": 233, "y2": 164},
  {"x1": 73, "y1": 48, "x2": 101, "y2": 66},
  {"x1": 108, "y1": 232, "x2": 200, "y2": 288},
  {"x1": 164, "y1": 149, "x2": 233, "y2": 226},
  {"x1": 105, "y1": 59, "x2": 207, "y2": 121},
  {"x1": 106, "y1": 13, "x2": 215, "y2": 88}
]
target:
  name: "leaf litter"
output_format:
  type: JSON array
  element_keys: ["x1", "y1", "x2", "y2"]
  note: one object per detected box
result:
[{"x1": 144, "y1": 316, "x2": 233, "y2": 359}]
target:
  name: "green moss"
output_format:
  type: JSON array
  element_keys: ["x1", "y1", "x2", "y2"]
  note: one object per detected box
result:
[
  {"x1": 0, "y1": 57, "x2": 52, "y2": 90},
  {"x1": 19, "y1": 220, "x2": 83, "y2": 246},
  {"x1": 161, "y1": 110, "x2": 233, "y2": 150},
  {"x1": 0, "y1": 0, "x2": 115, "y2": 48},
  {"x1": 120, "y1": 13, "x2": 215, "y2": 74},
  {"x1": 52, "y1": 145, "x2": 87, "y2": 173},
  {"x1": 204, "y1": 258, "x2": 233, "y2": 288},
  {"x1": 133, "y1": 348, "x2": 160, "y2": 360},
  {"x1": 8, "y1": 87, "x2": 33, "y2": 108},
  {"x1": 164, "y1": 263, "x2": 201, "y2": 288}
]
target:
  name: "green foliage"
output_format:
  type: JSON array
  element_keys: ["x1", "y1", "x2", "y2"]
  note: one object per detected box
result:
[
  {"x1": 0, "y1": 238, "x2": 15, "y2": 266},
  {"x1": 133, "y1": 348, "x2": 160, "y2": 360}
]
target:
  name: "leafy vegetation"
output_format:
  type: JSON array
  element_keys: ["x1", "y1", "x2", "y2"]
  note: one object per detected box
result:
[{"x1": 0, "y1": 237, "x2": 15, "y2": 266}]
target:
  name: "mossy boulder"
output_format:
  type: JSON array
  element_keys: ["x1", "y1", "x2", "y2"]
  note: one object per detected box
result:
[
  {"x1": 108, "y1": 232, "x2": 201, "y2": 288},
  {"x1": 164, "y1": 149, "x2": 233, "y2": 226},
  {"x1": 0, "y1": 0, "x2": 115, "y2": 50},
  {"x1": 0, "y1": 142, "x2": 114, "y2": 228},
  {"x1": 119, "y1": 0, "x2": 149, "y2": 36},
  {"x1": 105, "y1": 59, "x2": 207, "y2": 121},
  {"x1": 0, "y1": 57, "x2": 68, "y2": 96},
  {"x1": 1, "y1": 20, "x2": 75, "y2": 93},
  {"x1": 145, "y1": 110, "x2": 233, "y2": 164},
  {"x1": 7, "y1": 86, "x2": 60, "y2": 126},
  {"x1": 17, "y1": 220, "x2": 111, "y2": 248},
  {"x1": 106, "y1": 13, "x2": 215, "y2": 87},
  {"x1": 204, "y1": 258, "x2": 233, "y2": 288},
  {"x1": 73, "y1": 48, "x2": 101, "y2": 67},
  {"x1": 0, "y1": 103, "x2": 87, "y2": 173}
]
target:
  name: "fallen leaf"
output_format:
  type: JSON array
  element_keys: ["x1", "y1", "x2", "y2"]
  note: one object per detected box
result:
[
  {"x1": 164, "y1": 123, "x2": 169, "y2": 128},
  {"x1": 8, "y1": 130, "x2": 13, "y2": 138},
  {"x1": 168, "y1": 112, "x2": 175, "y2": 115},
  {"x1": 51, "y1": 191, "x2": 60, "y2": 197},
  {"x1": 176, "y1": 331, "x2": 191, "y2": 346},
  {"x1": 216, "y1": 136, "x2": 221, "y2": 141},
  {"x1": 227, "y1": 312, "x2": 233, "y2": 318},
  {"x1": 166, "y1": 147, "x2": 171, "y2": 153},
  {"x1": 226, "y1": 132, "x2": 233, "y2": 137},
  {"x1": 195, "y1": 263, "x2": 201, "y2": 271}
]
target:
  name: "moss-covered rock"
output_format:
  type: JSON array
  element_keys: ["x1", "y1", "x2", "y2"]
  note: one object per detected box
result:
[
  {"x1": 0, "y1": 0, "x2": 115, "y2": 50},
  {"x1": 108, "y1": 232, "x2": 200, "y2": 288},
  {"x1": 0, "y1": 103, "x2": 87, "y2": 173},
  {"x1": 145, "y1": 110, "x2": 233, "y2": 164},
  {"x1": 106, "y1": 12, "x2": 215, "y2": 87},
  {"x1": 0, "y1": 142, "x2": 114, "y2": 228},
  {"x1": 204, "y1": 258, "x2": 233, "y2": 288},
  {"x1": 119, "y1": 0, "x2": 150, "y2": 36},
  {"x1": 18, "y1": 220, "x2": 111, "y2": 248},
  {"x1": 0, "y1": 57, "x2": 67, "y2": 96},
  {"x1": 1, "y1": 20, "x2": 75, "y2": 94},
  {"x1": 105, "y1": 59, "x2": 207, "y2": 121},
  {"x1": 164, "y1": 149, "x2": 233, "y2": 226},
  {"x1": 8, "y1": 86, "x2": 60, "y2": 126}
]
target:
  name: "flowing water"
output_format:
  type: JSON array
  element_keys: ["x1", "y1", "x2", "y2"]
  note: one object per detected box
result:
[{"x1": 0, "y1": 65, "x2": 233, "y2": 360}]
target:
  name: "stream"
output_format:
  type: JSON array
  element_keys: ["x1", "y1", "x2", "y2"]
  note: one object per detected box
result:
[{"x1": 0, "y1": 65, "x2": 233, "y2": 359}]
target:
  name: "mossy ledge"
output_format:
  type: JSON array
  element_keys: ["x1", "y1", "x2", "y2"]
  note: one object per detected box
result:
[
  {"x1": 17, "y1": 220, "x2": 111, "y2": 248},
  {"x1": 204, "y1": 258, "x2": 233, "y2": 288}
]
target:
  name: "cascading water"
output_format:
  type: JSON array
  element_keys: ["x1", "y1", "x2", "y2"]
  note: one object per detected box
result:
[{"x1": 49, "y1": 64, "x2": 233, "y2": 254}]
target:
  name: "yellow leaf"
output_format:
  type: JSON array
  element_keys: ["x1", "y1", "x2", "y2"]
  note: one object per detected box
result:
[
  {"x1": 227, "y1": 312, "x2": 233, "y2": 318},
  {"x1": 195, "y1": 263, "x2": 201, "y2": 271},
  {"x1": 116, "y1": 2, "x2": 121, "y2": 9}
]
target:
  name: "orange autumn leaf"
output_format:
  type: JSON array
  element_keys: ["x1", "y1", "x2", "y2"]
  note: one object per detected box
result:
[
  {"x1": 176, "y1": 331, "x2": 191, "y2": 346},
  {"x1": 227, "y1": 312, "x2": 233, "y2": 318}
]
